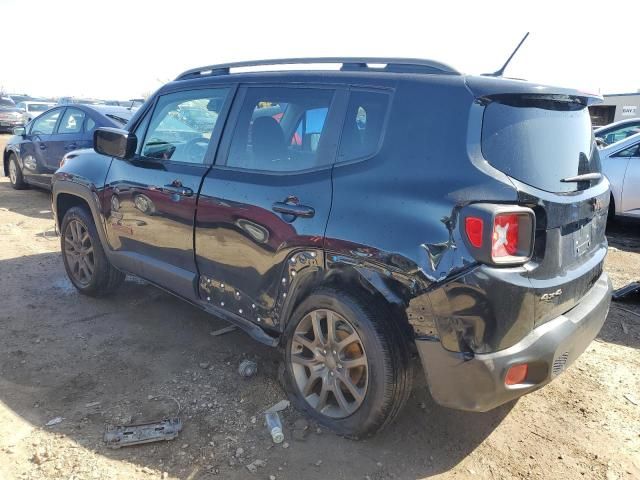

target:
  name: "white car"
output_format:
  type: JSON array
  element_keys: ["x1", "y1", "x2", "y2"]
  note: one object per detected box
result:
[
  {"x1": 15, "y1": 101, "x2": 55, "y2": 124},
  {"x1": 600, "y1": 131, "x2": 640, "y2": 219}
]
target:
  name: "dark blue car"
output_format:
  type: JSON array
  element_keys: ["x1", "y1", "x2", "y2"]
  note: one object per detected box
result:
[{"x1": 3, "y1": 104, "x2": 134, "y2": 190}]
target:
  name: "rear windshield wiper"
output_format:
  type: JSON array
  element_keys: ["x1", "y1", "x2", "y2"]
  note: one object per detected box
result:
[{"x1": 560, "y1": 173, "x2": 602, "y2": 183}]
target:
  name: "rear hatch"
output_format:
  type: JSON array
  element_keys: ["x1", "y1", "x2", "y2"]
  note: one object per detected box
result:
[{"x1": 468, "y1": 77, "x2": 609, "y2": 327}]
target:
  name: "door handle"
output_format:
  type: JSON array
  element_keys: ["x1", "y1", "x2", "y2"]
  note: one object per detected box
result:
[
  {"x1": 163, "y1": 184, "x2": 194, "y2": 197},
  {"x1": 65, "y1": 143, "x2": 78, "y2": 150},
  {"x1": 39, "y1": 144, "x2": 47, "y2": 150},
  {"x1": 272, "y1": 200, "x2": 315, "y2": 218}
]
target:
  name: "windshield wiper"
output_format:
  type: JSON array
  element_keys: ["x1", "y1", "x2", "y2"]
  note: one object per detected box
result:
[{"x1": 560, "y1": 173, "x2": 602, "y2": 183}]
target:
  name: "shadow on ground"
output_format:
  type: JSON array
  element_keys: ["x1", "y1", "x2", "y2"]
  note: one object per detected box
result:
[
  {"x1": 0, "y1": 251, "x2": 512, "y2": 479},
  {"x1": 0, "y1": 180, "x2": 54, "y2": 221}
]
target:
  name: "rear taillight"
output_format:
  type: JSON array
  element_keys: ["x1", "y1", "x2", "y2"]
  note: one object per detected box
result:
[
  {"x1": 464, "y1": 217, "x2": 484, "y2": 248},
  {"x1": 462, "y1": 205, "x2": 535, "y2": 266}
]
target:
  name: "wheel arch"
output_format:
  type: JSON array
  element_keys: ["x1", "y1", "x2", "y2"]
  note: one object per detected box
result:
[
  {"x1": 280, "y1": 260, "x2": 416, "y2": 347},
  {"x1": 53, "y1": 180, "x2": 111, "y2": 252}
]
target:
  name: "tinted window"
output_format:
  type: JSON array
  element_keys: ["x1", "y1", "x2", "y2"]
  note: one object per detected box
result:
[
  {"x1": 31, "y1": 109, "x2": 61, "y2": 135},
  {"x1": 58, "y1": 108, "x2": 86, "y2": 134},
  {"x1": 226, "y1": 87, "x2": 335, "y2": 172},
  {"x1": 140, "y1": 88, "x2": 228, "y2": 164},
  {"x1": 482, "y1": 99, "x2": 599, "y2": 193},
  {"x1": 338, "y1": 90, "x2": 390, "y2": 162}
]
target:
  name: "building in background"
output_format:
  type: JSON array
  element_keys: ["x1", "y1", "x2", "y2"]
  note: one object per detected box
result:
[{"x1": 590, "y1": 92, "x2": 640, "y2": 127}]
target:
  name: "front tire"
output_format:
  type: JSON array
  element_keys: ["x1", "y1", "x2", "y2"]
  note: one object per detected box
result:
[
  {"x1": 61, "y1": 206, "x2": 124, "y2": 296},
  {"x1": 8, "y1": 154, "x2": 27, "y2": 190},
  {"x1": 283, "y1": 288, "x2": 413, "y2": 438}
]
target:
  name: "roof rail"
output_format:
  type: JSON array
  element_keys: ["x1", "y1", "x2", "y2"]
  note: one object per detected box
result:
[{"x1": 175, "y1": 57, "x2": 460, "y2": 81}]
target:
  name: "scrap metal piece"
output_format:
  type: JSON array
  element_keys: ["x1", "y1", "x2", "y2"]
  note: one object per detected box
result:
[
  {"x1": 104, "y1": 418, "x2": 182, "y2": 449},
  {"x1": 612, "y1": 282, "x2": 640, "y2": 301}
]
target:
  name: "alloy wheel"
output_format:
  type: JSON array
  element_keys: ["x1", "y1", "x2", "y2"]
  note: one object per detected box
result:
[
  {"x1": 290, "y1": 309, "x2": 368, "y2": 418},
  {"x1": 64, "y1": 219, "x2": 95, "y2": 287},
  {"x1": 9, "y1": 160, "x2": 17, "y2": 185}
]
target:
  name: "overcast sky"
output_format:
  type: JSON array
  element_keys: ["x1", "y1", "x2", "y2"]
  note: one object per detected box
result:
[{"x1": 2, "y1": 0, "x2": 638, "y2": 99}]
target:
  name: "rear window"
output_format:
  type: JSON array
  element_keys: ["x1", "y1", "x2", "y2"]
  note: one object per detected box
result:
[{"x1": 481, "y1": 98, "x2": 600, "y2": 193}]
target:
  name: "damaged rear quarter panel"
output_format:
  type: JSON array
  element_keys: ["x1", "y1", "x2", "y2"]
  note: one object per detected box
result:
[{"x1": 325, "y1": 76, "x2": 522, "y2": 352}]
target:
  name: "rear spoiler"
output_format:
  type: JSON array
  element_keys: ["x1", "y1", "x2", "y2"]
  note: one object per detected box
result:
[{"x1": 465, "y1": 76, "x2": 603, "y2": 107}]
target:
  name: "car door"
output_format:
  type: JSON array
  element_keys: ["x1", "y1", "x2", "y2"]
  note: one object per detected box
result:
[
  {"x1": 620, "y1": 142, "x2": 640, "y2": 217},
  {"x1": 45, "y1": 107, "x2": 87, "y2": 171},
  {"x1": 22, "y1": 107, "x2": 63, "y2": 185},
  {"x1": 195, "y1": 85, "x2": 346, "y2": 329},
  {"x1": 103, "y1": 87, "x2": 233, "y2": 300}
]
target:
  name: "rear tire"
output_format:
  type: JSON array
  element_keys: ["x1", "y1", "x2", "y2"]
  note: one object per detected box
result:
[
  {"x1": 282, "y1": 288, "x2": 413, "y2": 438},
  {"x1": 8, "y1": 154, "x2": 27, "y2": 190},
  {"x1": 61, "y1": 206, "x2": 125, "y2": 296}
]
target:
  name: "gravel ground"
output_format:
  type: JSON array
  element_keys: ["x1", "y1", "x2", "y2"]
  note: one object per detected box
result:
[{"x1": 0, "y1": 134, "x2": 638, "y2": 480}]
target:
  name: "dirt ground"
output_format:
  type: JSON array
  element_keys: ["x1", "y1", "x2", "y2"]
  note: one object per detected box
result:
[{"x1": 0, "y1": 134, "x2": 638, "y2": 480}]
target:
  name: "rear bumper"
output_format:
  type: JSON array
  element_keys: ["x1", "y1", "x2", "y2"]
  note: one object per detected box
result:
[{"x1": 416, "y1": 271, "x2": 611, "y2": 412}]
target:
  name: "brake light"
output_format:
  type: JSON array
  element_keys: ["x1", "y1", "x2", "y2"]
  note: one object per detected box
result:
[
  {"x1": 462, "y1": 205, "x2": 535, "y2": 266},
  {"x1": 492, "y1": 214, "x2": 519, "y2": 258},
  {"x1": 465, "y1": 217, "x2": 484, "y2": 248}
]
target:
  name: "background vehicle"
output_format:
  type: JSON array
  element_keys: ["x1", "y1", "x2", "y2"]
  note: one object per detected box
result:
[
  {"x1": 0, "y1": 96, "x2": 24, "y2": 132},
  {"x1": 51, "y1": 58, "x2": 611, "y2": 438},
  {"x1": 594, "y1": 118, "x2": 640, "y2": 146},
  {"x1": 15, "y1": 101, "x2": 56, "y2": 123},
  {"x1": 3, "y1": 105, "x2": 133, "y2": 190},
  {"x1": 57, "y1": 97, "x2": 106, "y2": 106},
  {"x1": 600, "y1": 131, "x2": 640, "y2": 219}
]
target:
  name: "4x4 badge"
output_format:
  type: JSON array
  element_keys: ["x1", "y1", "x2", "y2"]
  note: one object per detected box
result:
[{"x1": 540, "y1": 289, "x2": 563, "y2": 302}]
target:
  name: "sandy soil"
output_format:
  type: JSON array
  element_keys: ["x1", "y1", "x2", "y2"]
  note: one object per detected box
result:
[{"x1": 0, "y1": 134, "x2": 638, "y2": 480}]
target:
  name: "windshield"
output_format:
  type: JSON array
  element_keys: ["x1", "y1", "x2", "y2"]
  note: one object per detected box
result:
[
  {"x1": 482, "y1": 98, "x2": 600, "y2": 193},
  {"x1": 0, "y1": 98, "x2": 15, "y2": 107}
]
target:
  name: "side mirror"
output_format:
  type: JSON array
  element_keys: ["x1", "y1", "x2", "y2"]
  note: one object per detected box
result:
[
  {"x1": 13, "y1": 126, "x2": 25, "y2": 136},
  {"x1": 94, "y1": 127, "x2": 137, "y2": 159}
]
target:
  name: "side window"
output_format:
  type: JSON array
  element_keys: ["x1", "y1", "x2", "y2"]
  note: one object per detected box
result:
[
  {"x1": 84, "y1": 117, "x2": 96, "y2": 133},
  {"x1": 58, "y1": 108, "x2": 86, "y2": 134},
  {"x1": 603, "y1": 125, "x2": 640, "y2": 145},
  {"x1": 30, "y1": 109, "x2": 61, "y2": 135},
  {"x1": 225, "y1": 87, "x2": 335, "y2": 172},
  {"x1": 614, "y1": 144, "x2": 640, "y2": 158},
  {"x1": 140, "y1": 88, "x2": 229, "y2": 164},
  {"x1": 338, "y1": 90, "x2": 390, "y2": 162}
]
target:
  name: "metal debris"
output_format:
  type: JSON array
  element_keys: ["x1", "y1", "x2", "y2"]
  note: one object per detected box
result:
[
  {"x1": 209, "y1": 325, "x2": 237, "y2": 337},
  {"x1": 45, "y1": 417, "x2": 64, "y2": 427},
  {"x1": 612, "y1": 282, "x2": 640, "y2": 300},
  {"x1": 238, "y1": 359, "x2": 258, "y2": 377},
  {"x1": 104, "y1": 418, "x2": 182, "y2": 449}
]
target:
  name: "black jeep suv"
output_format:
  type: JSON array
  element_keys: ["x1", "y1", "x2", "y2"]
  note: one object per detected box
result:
[{"x1": 52, "y1": 58, "x2": 612, "y2": 437}]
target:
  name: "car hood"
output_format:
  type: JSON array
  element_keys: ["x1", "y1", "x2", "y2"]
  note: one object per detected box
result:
[{"x1": 0, "y1": 107, "x2": 22, "y2": 114}]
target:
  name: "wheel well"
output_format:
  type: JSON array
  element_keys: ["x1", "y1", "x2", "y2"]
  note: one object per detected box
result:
[
  {"x1": 3, "y1": 150, "x2": 13, "y2": 177},
  {"x1": 609, "y1": 193, "x2": 615, "y2": 215},
  {"x1": 283, "y1": 266, "x2": 415, "y2": 346},
  {"x1": 56, "y1": 194, "x2": 91, "y2": 230}
]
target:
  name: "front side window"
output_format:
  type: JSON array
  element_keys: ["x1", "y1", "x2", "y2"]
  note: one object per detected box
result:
[
  {"x1": 225, "y1": 87, "x2": 335, "y2": 172},
  {"x1": 58, "y1": 108, "x2": 86, "y2": 134},
  {"x1": 614, "y1": 143, "x2": 640, "y2": 158},
  {"x1": 601, "y1": 125, "x2": 640, "y2": 145},
  {"x1": 338, "y1": 90, "x2": 390, "y2": 162},
  {"x1": 140, "y1": 88, "x2": 229, "y2": 164},
  {"x1": 30, "y1": 108, "x2": 61, "y2": 135}
]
